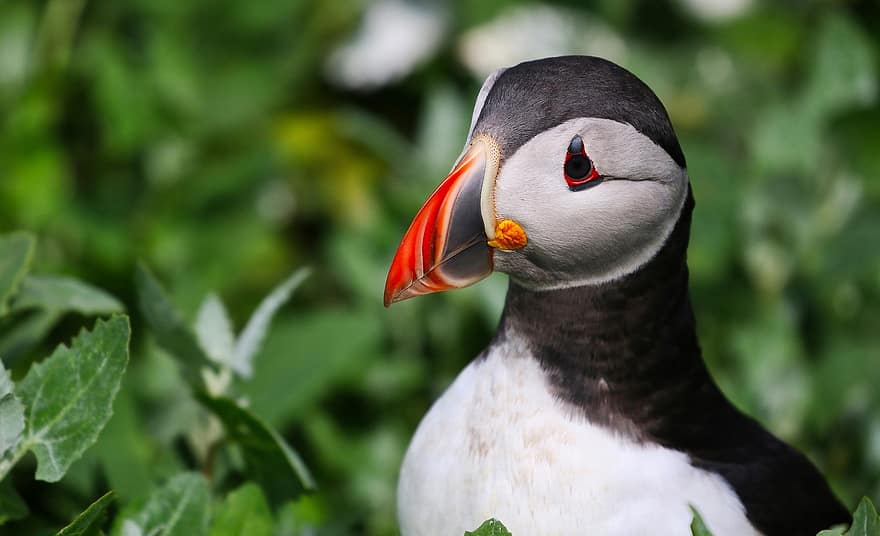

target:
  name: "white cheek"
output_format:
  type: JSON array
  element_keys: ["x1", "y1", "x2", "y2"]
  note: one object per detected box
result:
[{"x1": 492, "y1": 118, "x2": 687, "y2": 288}]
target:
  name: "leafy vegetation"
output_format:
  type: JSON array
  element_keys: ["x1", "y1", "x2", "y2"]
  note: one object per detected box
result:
[
  {"x1": 818, "y1": 499, "x2": 880, "y2": 536},
  {"x1": 0, "y1": 0, "x2": 878, "y2": 534},
  {"x1": 56, "y1": 491, "x2": 113, "y2": 536},
  {"x1": 690, "y1": 507, "x2": 714, "y2": 536},
  {"x1": 465, "y1": 519, "x2": 512, "y2": 536},
  {"x1": 0, "y1": 232, "x2": 130, "y2": 530}
]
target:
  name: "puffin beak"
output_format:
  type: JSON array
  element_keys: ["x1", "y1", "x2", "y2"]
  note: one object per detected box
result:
[{"x1": 384, "y1": 137, "x2": 501, "y2": 306}]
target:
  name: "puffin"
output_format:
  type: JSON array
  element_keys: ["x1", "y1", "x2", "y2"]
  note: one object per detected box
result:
[{"x1": 383, "y1": 56, "x2": 850, "y2": 536}]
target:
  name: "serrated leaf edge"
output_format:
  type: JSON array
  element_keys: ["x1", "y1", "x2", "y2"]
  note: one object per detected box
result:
[{"x1": 0, "y1": 316, "x2": 131, "y2": 482}]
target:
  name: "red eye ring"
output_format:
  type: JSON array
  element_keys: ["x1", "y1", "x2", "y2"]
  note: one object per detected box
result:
[{"x1": 564, "y1": 135, "x2": 601, "y2": 190}]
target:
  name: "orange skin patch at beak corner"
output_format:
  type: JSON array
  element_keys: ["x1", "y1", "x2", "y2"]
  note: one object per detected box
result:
[{"x1": 487, "y1": 219, "x2": 528, "y2": 251}]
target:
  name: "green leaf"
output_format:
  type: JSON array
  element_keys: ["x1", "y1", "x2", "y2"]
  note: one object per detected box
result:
[
  {"x1": 116, "y1": 473, "x2": 210, "y2": 536},
  {"x1": 817, "y1": 527, "x2": 847, "y2": 536},
  {"x1": 231, "y1": 268, "x2": 309, "y2": 377},
  {"x1": 11, "y1": 275, "x2": 124, "y2": 316},
  {"x1": 135, "y1": 264, "x2": 212, "y2": 385},
  {"x1": 750, "y1": 102, "x2": 821, "y2": 176},
  {"x1": 847, "y1": 497, "x2": 880, "y2": 536},
  {"x1": 209, "y1": 483, "x2": 273, "y2": 536},
  {"x1": 196, "y1": 392, "x2": 314, "y2": 507},
  {"x1": 690, "y1": 505, "x2": 714, "y2": 536},
  {"x1": 15, "y1": 316, "x2": 130, "y2": 482},
  {"x1": 0, "y1": 479, "x2": 27, "y2": 525},
  {"x1": 244, "y1": 309, "x2": 381, "y2": 426},
  {"x1": 0, "y1": 232, "x2": 35, "y2": 317},
  {"x1": 92, "y1": 389, "x2": 155, "y2": 501},
  {"x1": 0, "y1": 276, "x2": 123, "y2": 366},
  {"x1": 195, "y1": 293, "x2": 235, "y2": 366},
  {"x1": 0, "y1": 360, "x2": 24, "y2": 460},
  {"x1": 464, "y1": 518, "x2": 512, "y2": 536},
  {"x1": 57, "y1": 491, "x2": 114, "y2": 536},
  {"x1": 805, "y1": 14, "x2": 877, "y2": 118}
]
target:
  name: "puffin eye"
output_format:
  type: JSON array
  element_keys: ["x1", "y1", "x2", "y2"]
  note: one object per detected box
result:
[
  {"x1": 564, "y1": 156, "x2": 592, "y2": 179},
  {"x1": 564, "y1": 134, "x2": 601, "y2": 190}
]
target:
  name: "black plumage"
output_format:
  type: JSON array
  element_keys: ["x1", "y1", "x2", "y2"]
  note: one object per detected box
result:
[
  {"x1": 475, "y1": 56, "x2": 687, "y2": 167},
  {"x1": 491, "y1": 188, "x2": 850, "y2": 535}
]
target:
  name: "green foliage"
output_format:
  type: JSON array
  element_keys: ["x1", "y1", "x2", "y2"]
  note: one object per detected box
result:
[
  {"x1": 0, "y1": 231, "x2": 131, "y2": 529},
  {"x1": 15, "y1": 316, "x2": 130, "y2": 482},
  {"x1": 135, "y1": 263, "x2": 314, "y2": 501},
  {"x1": 209, "y1": 483, "x2": 273, "y2": 536},
  {"x1": 57, "y1": 491, "x2": 114, "y2": 536},
  {"x1": 11, "y1": 275, "x2": 124, "y2": 317},
  {"x1": 847, "y1": 498, "x2": 880, "y2": 536},
  {"x1": 229, "y1": 268, "x2": 310, "y2": 378},
  {"x1": 818, "y1": 528, "x2": 848, "y2": 536},
  {"x1": 0, "y1": 241, "x2": 125, "y2": 366},
  {"x1": 0, "y1": 480, "x2": 27, "y2": 525},
  {"x1": 135, "y1": 264, "x2": 213, "y2": 385},
  {"x1": 0, "y1": 363, "x2": 25, "y2": 460},
  {"x1": 195, "y1": 392, "x2": 314, "y2": 507},
  {"x1": 114, "y1": 473, "x2": 211, "y2": 536},
  {"x1": 465, "y1": 519, "x2": 512, "y2": 536},
  {"x1": 0, "y1": 232, "x2": 34, "y2": 316},
  {"x1": 690, "y1": 506, "x2": 713, "y2": 536},
  {"x1": 242, "y1": 309, "x2": 382, "y2": 426},
  {"x1": 195, "y1": 294, "x2": 236, "y2": 369},
  {"x1": 0, "y1": 248, "x2": 316, "y2": 532}
]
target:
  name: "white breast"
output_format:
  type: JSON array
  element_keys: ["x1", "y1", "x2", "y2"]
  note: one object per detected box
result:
[{"x1": 397, "y1": 336, "x2": 762, "y2": 536}]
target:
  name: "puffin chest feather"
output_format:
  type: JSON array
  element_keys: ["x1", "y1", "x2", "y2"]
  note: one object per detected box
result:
[{"x1": 396, "y1": 341, "x2": 762, "y2": 536}]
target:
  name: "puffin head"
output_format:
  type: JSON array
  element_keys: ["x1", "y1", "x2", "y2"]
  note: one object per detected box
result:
[{"x1": 384, "y1": 56, "x2": 689, "y2": 306}]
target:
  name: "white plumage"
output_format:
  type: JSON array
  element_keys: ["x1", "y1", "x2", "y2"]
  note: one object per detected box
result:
[{"x1": 397, "y1": 331, "x2": 762, "y2": 536}]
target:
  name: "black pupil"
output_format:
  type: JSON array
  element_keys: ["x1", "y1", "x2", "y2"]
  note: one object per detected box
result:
[{"x1": 565, "y1": 155, "x2": 592, "y2": 180}]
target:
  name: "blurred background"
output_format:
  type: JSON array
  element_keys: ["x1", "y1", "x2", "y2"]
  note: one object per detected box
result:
[{"x1": 1, "y1": 0, "x2": 879, "y2": 533}]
